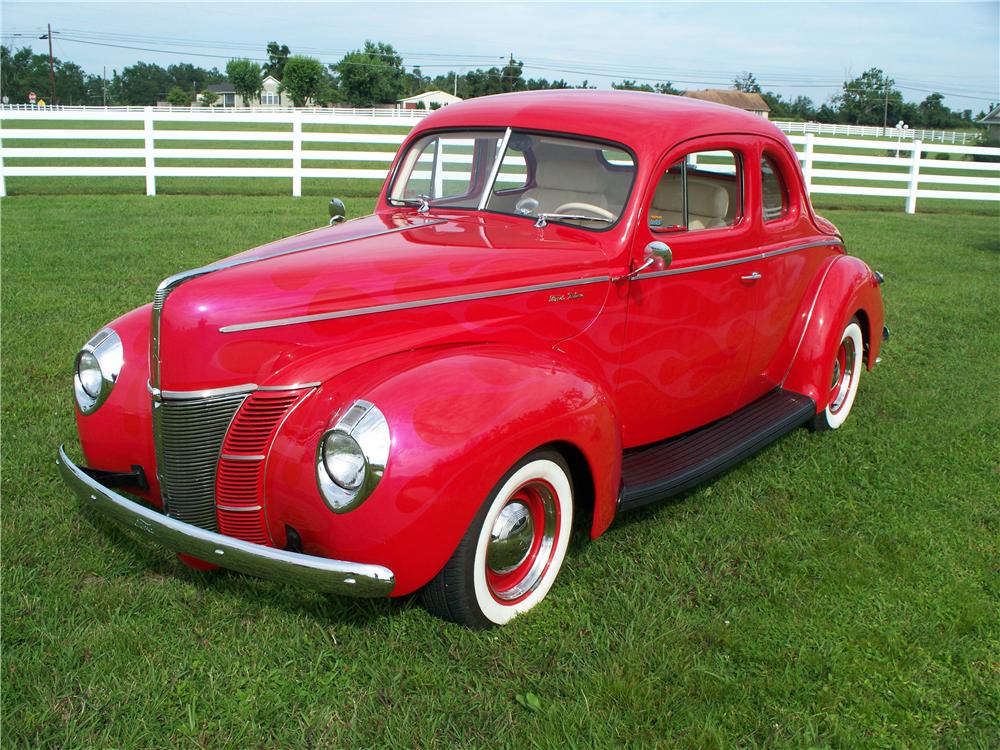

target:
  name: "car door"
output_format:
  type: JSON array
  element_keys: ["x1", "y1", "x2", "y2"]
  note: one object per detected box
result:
[
  {"x1": 738, "y1": 141, "x2": 837, "y2": 404},
  {"x1": 616, "y1": 136, "x2": 763, "y2": 448}
]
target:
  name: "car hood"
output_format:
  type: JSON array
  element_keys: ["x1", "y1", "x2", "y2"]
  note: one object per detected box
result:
[{"x1": 156, "y1": 211, "x2": 615, "y2": 390}]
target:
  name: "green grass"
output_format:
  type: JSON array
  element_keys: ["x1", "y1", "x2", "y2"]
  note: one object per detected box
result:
[{"x1": 3, "y1": 195, "x2": 1000, "y2": 749}]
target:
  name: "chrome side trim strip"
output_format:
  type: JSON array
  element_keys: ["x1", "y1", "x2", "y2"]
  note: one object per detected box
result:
[
  {"x1": 58, "y1": 446, "x2": 395, "y2": 597},
  {"x1": 216, "y1": 504, "x2": 263, "y2": 512},
  {"x1": 148, "y1": 381, "x2": 319, "y2": 400},
  {"x1": 257, "y1": 382, "x2": 321, "y2": 391},
  {"x1": 220, "y1": 454, "x2": 266, "y2": 462},
  {"x1": 220, "y1": 275, "x2": 611, "y2": 333},
  {"x1": 634, "y1": 239, "x2": 844, "y2": 281}
]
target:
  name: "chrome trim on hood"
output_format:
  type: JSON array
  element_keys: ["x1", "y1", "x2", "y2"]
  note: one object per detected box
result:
[
  {"x1": 219, "y1": 275, "x2": 612, "y2": 333},
  {"x1": 149, "y1": 219, "x2": 446, "y2": 389}
]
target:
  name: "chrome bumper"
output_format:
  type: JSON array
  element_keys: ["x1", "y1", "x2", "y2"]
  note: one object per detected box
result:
[{"x1": 57, "y1": 446, "x2": 395, "y2": 597}]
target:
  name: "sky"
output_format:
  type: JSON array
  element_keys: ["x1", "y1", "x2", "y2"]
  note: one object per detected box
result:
[{"x1": 2, "y1": 0, "x2": 997, "y2": 114}]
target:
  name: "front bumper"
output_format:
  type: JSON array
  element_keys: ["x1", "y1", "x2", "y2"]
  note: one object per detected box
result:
[{"x1": 57, "y1": 446, "x2": 395, "y2": 597}]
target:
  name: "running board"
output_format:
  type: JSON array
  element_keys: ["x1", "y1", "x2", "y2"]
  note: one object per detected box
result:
[{"x1": 619, "y1": 389, "x2": 816, "y2": 512}]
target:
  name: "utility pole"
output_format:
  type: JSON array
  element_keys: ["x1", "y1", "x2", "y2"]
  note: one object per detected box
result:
[
  {"x1": 46, "y1": 23, "x2": 56, "y2": 104},
  {"x1": 102, "y1": 66, "x2": 107, "y2": 106},
  {"x1": 882, "y1": 79, "x2": 889, "y2": 137},
  {"x1": 453, "y1": 71, "x2": 457, "y2": 97}
]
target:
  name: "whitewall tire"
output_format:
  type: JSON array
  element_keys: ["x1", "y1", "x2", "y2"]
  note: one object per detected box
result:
[
  {"x1": 421, "y1": 451, "x2": 574, "y2": 628},
  {"x1": 814, "y1": 319, "x2": 864, "y2": 431}
]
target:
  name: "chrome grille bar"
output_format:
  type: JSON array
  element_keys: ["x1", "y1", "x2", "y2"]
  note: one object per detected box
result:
[{"x1": 153, "y1": 392, "x2": 248, "y2": 531}]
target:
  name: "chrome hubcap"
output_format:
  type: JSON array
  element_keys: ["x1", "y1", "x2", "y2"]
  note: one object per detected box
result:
[
  {"x1": 485, "y1": 481, "x2": 560, "y2": 603},
  {"x1": 487, "y1": 501, "x2": 534, "y2": 574}
]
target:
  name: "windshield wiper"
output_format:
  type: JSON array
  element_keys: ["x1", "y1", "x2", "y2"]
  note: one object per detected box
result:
[
  {"x1": 534, "y1": 213, "x2": 612, "y2": 228},
  {"x1": 388, "y1": 195, "x2": 431, "y2": 213}
]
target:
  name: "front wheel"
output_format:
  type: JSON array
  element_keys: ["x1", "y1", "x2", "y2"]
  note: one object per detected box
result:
[
  {"x1": 813, "y1": 318, "x2": 864, "y2": 431},
  {"x1": 420, "y1": 450, "x2": 574, "y2": 628}
]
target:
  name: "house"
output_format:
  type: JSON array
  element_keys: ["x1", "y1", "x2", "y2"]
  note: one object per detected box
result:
[
  {"x1": 200, "y1": 75, "x2": 293, "y2": 107},
  {"x1": 979, "y1": 103, "x2": 1000, "y2": 139},
  {"x1": 397, "y1": 90, "x2": 462, "y2": 110},
  {"x1": 682, "y1": 89, "x2": 771, "y2": 119}
]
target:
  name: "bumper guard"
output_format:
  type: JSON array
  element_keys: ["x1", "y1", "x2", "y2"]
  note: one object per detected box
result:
[{"x1": 57, "y1": 446, "x2": 395, "y2": 597}]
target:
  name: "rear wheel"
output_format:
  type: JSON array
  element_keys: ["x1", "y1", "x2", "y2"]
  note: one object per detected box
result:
[
  {"x1": 813, "y1": 318, "x2": 864, "y2": 431},
  {"x1": 421, "y1": 450, "x2": 573, "y2": 628}
]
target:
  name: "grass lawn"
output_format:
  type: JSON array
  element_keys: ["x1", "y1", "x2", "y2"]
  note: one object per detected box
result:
[{"x1": 2, "y1": 194, "x2": 999, "y2": 748}]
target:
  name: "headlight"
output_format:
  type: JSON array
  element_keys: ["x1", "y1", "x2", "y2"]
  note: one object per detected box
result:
[
  {"x1": 316, "y1": 400, "x2": 390, "y2": 513},
  {"x1": 74, "y1": 328, "x2": 124, "y2": 415}
]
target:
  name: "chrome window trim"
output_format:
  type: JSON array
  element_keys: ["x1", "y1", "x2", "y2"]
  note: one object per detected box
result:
[
  {"x1": 478, "y1": 127, "x2": 513, "y2": 210},
  {"x1": 220, "y1": 274, "x2": 611, "y2": 334},
  {"x1": 633, "y1": 239, "x2": 843, "y2": 281}
]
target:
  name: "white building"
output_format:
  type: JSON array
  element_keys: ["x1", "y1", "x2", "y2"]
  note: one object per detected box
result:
[{"x1": 397, "y1": 90, "x2": 463, "y2": 110}]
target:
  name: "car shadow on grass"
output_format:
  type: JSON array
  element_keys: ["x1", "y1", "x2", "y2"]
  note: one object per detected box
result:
[{"x1": 76, "y1": 501, "x2": 405, "y2": 627}]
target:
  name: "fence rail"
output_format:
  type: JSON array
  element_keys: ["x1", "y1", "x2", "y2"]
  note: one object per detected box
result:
[{"x1": 1, "y1": 107, "x2": 997, "y2": 212}]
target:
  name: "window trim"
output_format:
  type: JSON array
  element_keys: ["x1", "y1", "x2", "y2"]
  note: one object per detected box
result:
[
  {"x1": 647, "y1": 147, "x2": 745, "y2": 235},
  {"x1": 383, "y1": 126, "x2": 639, "y2": 234},
  {"x1": 760, "y1": 151, "x2": 791, "y2": 224}
]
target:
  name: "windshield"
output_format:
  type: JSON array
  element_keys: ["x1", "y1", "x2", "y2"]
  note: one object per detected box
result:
[{"x1": 388, "y1": 129, "x2": 636, "y2": 228}]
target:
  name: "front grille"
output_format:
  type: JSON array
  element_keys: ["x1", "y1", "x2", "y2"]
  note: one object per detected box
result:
[
  {"x1": 215, "y1": 391, "x2": 307, "y2": 545},
  {"x1": 154, "y1": 392, "x2": 248, "y2": 531}
]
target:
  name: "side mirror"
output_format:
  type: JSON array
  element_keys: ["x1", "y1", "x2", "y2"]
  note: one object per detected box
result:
[{"x1": 328, "y1": 198, "x2": 347, "y2": 225}]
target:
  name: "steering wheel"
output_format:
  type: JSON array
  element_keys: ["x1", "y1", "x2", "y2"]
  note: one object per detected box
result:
[{"x1": 553, "y1": 202, "x2": 615, "y2": 221}]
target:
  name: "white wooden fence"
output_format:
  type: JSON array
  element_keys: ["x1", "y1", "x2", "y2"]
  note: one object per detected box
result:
[
  {"x1": 1, "y1": 107, "x2": 997, "y2": 213},
  {"x1": 772, "y1": 120, "x2": 977, "y2": 145}
]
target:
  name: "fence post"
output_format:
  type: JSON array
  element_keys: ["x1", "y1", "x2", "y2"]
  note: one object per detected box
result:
[
  {"x1": 291, "y1": 110, "x2": 302, "y2": 197},
  {"x1": 906, "y1": 139, "x2": 922, "y2": 214},
  {"x1": 802, "y1": 132, "x2": 815, "y2": 194},
  {"x1": 0, "y1": 130, "x2": 6, "y2": 198},
  {"x1": 143, "y1": 106, "x2": 156, "y2": 196}
]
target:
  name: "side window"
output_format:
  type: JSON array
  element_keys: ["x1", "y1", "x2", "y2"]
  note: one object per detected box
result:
[
  {"x1": 649, "y1": 150, "x2": 741, "y2": 232},
  {"x1": 761, "y1": 154, "x2": 789, "y2": 222}
]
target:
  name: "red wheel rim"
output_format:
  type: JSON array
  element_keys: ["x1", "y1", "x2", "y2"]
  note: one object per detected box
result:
[
  {"x1": 485, "y1": 479, "x2": 560, "y2": 604},
  {"x1": 828, "y1": 334, "x2": 857, "y2": 415}
]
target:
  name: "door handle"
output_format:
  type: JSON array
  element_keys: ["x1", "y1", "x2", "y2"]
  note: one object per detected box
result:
[{"x1": 740, "y1": 272, "x2": 762, "y2": 281}]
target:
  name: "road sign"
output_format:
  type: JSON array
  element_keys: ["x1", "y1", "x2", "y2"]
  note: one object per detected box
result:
[{"x1": 28, "y1": 91, "x2": 37, "y2": 104}]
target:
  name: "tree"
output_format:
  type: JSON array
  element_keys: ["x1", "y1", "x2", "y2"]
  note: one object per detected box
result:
[
  {"x1": 166, "y1": 85, "x2": 191, "y2": 106},
  {"x1": 1, "y1": 45, "x2": 91, "y2": 104},
  {"x1": 834, "y1": 67, "x2": 902, "y2": 126},
  {"x1": 732, "y1": 71, "x2": 761, "y2": 93},
  {"x1": 917, "y1": 92, "x2": 955, "y2": 129},
  {"x1": 335, "y1": 41, "x2": 407, "y2": 106},
  {"x1": 279, "y1": 55, "x2": 326, "y2": 107},
  {"x1": 114, "y1": 61, "x2": 172, "y2": 104},
  {"x1": 226, "y1": 58, "x2": 262, "y2": 106},
  {"x1": 200, "y1": 89, "x2": 219, "y2": 107},
  {"x1": 612, "y1": 80, "x2": 655, "y2": 92},
  {"x1": 265, "y1": 42, "x2": 291, "y2": 79}
]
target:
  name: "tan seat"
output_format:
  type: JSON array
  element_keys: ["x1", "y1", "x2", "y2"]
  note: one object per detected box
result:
[
  {"x1": 650, "y1": 175, "x2": 730, "y2": 230},
  {"x1": 522, "y1": 159, "x2": 609, "y2": 214}
]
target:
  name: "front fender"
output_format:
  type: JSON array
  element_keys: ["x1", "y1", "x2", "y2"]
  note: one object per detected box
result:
[
  {"x1": 263, "y1": 344, "x2": 621, "y2": 596},
  {"x1": 782, "y1": 255, "x2": 885, "y2": 409}
]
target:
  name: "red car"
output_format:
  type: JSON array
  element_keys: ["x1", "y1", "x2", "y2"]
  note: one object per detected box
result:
[{"x1": 59, "y1": 91, "x2": 886, "y2": 628}]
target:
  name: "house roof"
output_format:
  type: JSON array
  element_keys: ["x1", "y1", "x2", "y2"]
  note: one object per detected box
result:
[
  {"x1": 398, "y1": 90, "x2": 463, "y2": 104},
  {"x1": 980, "y1": 103, "x2": 1000, "y2": 124},
  {"x1": 682, "y1": 89, "x2": 771, "y2": 113},
  {"x1": 204, "y1": 82, "x2": 235, "y2": 94}
]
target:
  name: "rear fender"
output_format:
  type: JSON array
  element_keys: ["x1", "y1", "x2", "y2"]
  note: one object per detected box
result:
[
  {"x1": 264, "y1": 343, "x2": 621, "y2": 596},
  {"x1": 782, "y1": 255, "x2": 885, "y2": 409}
]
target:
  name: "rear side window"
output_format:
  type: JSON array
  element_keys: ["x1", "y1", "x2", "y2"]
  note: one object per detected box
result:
[
  {"x1": 761, "y1": 154, "x2": 789, "y2": 222},
  {"x1": 648, "y1": 150, "x2": 742, "y2": 232}
]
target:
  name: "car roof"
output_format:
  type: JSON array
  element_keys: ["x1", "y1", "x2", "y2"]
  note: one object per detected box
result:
[{"x1": 410, "y1": 89, "x2": 787, "y2": 152}]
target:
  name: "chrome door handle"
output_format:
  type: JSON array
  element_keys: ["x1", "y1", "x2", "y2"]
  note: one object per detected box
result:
[{"x1": 741, "y1": 272, "x2": 762, "y2": 281}]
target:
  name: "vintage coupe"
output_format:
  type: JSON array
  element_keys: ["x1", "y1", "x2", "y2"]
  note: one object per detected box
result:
[{"x1": 59, "y1": 91, "x2": 886, "y2": 628}]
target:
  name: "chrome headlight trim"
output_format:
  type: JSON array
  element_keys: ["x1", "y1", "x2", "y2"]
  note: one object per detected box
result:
[
  {"x1": 316, "y1": 400, "x2": 390, "y2": 514},
  {"x1": 74, "y1": 328, "x2": 124, "y2": 415}
]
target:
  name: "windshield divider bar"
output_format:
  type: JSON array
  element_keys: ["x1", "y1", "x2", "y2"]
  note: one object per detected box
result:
[{"x1": 478, "y1": 127, "x2": 512, "y2": 211}]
